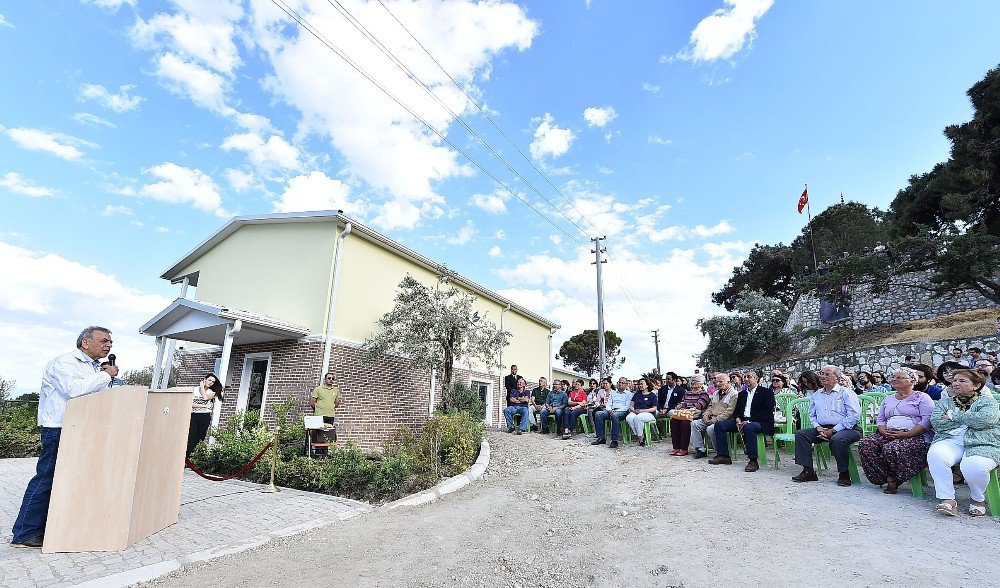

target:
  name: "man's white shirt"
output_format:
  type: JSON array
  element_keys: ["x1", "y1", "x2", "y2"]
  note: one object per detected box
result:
[{"x1": 37, "y1": 348, "x2": 112, "y2": 427}]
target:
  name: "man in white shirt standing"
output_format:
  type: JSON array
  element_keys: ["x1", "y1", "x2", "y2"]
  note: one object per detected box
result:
[{"x1": 10, "y1": 326, "x2": 119, "y2": 549}]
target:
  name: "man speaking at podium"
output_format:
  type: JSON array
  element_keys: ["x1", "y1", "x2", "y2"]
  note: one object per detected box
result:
[{"x1": 10, "y1": 326, "x2": 119, "y2": 549}]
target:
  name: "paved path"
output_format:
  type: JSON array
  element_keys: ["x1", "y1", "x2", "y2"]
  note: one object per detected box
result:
[{"x1": 0, "y1": 458, "x2": 369, "y2": 587}]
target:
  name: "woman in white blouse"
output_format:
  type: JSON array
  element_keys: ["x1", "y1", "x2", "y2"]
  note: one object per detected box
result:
[{"x1": 186, "y1": 373, "x2": 223, "y2": 457}]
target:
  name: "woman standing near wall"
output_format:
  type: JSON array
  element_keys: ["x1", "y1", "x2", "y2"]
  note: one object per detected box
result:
[{"x1": 187, "y1": 373, "x2": 223, "y2": 456}]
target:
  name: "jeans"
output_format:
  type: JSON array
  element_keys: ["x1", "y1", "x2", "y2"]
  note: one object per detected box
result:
[
  {"x1": 594, "y1": 410, "x2": 629, "y2": 441},
  {"x1": 504, "y1": 405, "x2": 530, "y2": 431},
  {"x1": 691, "y1": 419, "x2": 716, "y2": 451},
  {"x1": 12, "y1": 427, "x2": 62, "y2": 543},
  {"x1": 564, "y1": 407, "x2": 587, "y2": 432},
  {"x1": 539, "y1": 407, "x2": 565, "y2": 432}
]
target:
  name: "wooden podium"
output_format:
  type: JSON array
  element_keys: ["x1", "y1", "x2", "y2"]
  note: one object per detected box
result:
[{"x1": 42, "y1": 386, "x2": 191, "y2": 553}]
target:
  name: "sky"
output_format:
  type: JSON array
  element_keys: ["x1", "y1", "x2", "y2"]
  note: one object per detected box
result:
[{"x1": 2, "y1": 0, "x2": 999, "y2": 393}]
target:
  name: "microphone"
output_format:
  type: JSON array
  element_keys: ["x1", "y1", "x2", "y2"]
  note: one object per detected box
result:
[{"x1": 107, "y1": 354, "x2": 116, "y2": 387}]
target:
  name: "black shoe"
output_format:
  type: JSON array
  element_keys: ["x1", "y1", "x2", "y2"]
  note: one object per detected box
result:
[
  {"x1": 540, "y1": 429, "x2": 549, "y2": 435},
  {"x1": 708, "y1": 455, "x2": 732, "y2": 465},
  {"x1": 515, "y1": 428, "x2": 522, "y2": 435},
  {"x1": 792, "y1": 468, "x2": 819, "y2": 483},
  {"x1": 693, "y1": 449, "x2": 708, "y2": 459},
  {"x1": 639, "y1": 438, "x2": 647, "y2": 447},
  {"x1": 591, "y1": 437, "x2": 606, "y2": 445},
  {"x1": 837, "y1": 472, "x2": 852, "y2": 487},
  {"x1": 609, "y1": 440, "x2": 619, "y2": 449},
  {"x1": 506, "y1": 427, "x2": 515, "y2": 433},
  {"x1": 11, "y1": 536, "x2": 43, "y2": 549},
  {"x1": 744, "y1": 460, "x2": 759, "y2": 473}
]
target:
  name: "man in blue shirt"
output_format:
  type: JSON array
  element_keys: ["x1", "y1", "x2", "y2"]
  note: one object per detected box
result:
[
  {"x1": 792, "y1": 364, "x2": 862, "y2": 486},
  {"x1": 11, "y1": 326, "x2": 119, "y2": 549},
  {"x1": 503, "y1": 378, "x2": 531, "y2": 434},
  {"x1": 539, "y1": 381, "x2": 569, "y2": 434},
  {"x1": 592, "y1": 377, "x2": 632, "y2": 448}
]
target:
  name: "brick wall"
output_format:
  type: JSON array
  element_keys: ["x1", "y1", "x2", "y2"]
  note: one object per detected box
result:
[{"x1": 177, "y1": 339, "x2": 501, "y2": 451}]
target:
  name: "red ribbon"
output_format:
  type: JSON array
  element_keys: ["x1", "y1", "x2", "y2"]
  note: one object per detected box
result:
[{"x1": 184, "y1": 442, "x2": 273, "y2": 482}]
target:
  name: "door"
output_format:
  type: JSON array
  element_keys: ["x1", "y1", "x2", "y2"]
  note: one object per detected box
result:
[
  {"x1": 236, "y1": 353, "x2": 272, "y2": 416},
  {"x1": 471, "y1": 379, "x2": 492, "y2": 425}
]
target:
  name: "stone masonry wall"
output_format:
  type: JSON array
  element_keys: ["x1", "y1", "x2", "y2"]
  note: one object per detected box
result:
[
  {"x1": 752, "y1": 334, "x2": 999, "y2": 377},
  {"x1": 783, "y1": 269, "x2": 997, "y2": 333}
]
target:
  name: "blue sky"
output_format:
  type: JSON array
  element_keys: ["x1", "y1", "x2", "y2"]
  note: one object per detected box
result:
[{"x1": 2, "y1": 0, "x2": 999, "y2": 392}]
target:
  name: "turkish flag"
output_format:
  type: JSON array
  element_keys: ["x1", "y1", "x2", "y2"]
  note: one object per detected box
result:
[{"x1": 797, "y1": 187, "x2": 808, "y2": 213}]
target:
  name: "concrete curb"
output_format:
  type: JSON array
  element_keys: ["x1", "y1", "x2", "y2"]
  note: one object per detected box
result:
[{"x1": 383, "y1": 440, "x2": 491, "y2": 510}]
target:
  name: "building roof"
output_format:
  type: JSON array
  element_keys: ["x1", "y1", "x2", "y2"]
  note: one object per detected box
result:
[
  {"x1": 139, "y1": 298, "x2": 310, "y2": 345},
  {"x1": 160, "y1": 210, "x2": 559, "y2": 329}
]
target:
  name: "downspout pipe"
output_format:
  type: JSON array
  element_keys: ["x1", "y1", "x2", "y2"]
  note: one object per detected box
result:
[
  {"x1": 497, "y1": 303, "x2": 511, "y2": 430},
  {"x1": 321, "y1": 222, "x2": 352, "y2": 379}
]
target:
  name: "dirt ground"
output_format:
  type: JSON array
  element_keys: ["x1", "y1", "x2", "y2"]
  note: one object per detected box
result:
[{"x1": 148, "y1": 429, "x2": 1000, "y2": 588}]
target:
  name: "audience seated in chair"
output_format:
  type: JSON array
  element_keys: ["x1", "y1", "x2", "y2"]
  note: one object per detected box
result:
[
  {"x1": 710, "y1": 369, "x2": 775, "y2": 472},
  {"x1": 592, "y1": 377, "x2": 632, "y2": 448},
  {"x1": 691, "y1": 374, "x2": 738, "y2": 459},
  {"x1": 791, "y1": 365, "x2": 862, "y2": 486},
  {"x1": 669, "y1": 374, "x2": 711, "y2": 456}
]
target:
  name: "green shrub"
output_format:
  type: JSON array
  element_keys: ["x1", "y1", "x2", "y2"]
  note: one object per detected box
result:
[
  {"x1": 327, "y1": 443, "x2": 377, "y2": 500},
  {"x1": 416, "y1": 412, "x2": 483, "y2": 480},
  {"x1": 0, "y1": 403, "x2": 41, "y2": 458},
  {"x1": 270, "y1": 455, "x2": 329, "y2": 493},
  {"x1": 373, "y1": 451, "x2": 414, "y2": 499},
  {"x1": 440, "y1": 381, "x2": 485, "y2": 417},
  {"x1": 189, "y1": 411, "x2": 271, "y2": 475}
]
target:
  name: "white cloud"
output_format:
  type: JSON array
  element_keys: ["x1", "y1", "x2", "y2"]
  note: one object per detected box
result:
[
  {"x1": 250, "y1": 0, "x2": 538, "y2": 230},
  {"x1": 273, "y1": 171, "x2": 364, "y2": 216},
  {"x1": 529, "y1": 113, "x2": 575, "y2": 160},
  {"x1": 495, "y1": 230, "x2": 506, "y2": 240},
  {"x1": 648, "y1": 134, "x2": 672, "y2": 145},
  {"x1": 646, "y1": 219, "x2": 735, "y2": 243},
  {"x1": 78, "y1": 83, "x2": 145, "y2": 112},
  {"x1": 138, "y1": 162, "x2": 227, "y2": 216},
  {"x1": 101, "y1": 204, "x2": 133, "y2": 216},
  {"x1": 82, "y1": 0, "x2": 136, "y2": 10},
  {"x1": 583, "y1": 106, "x2": 617, "y2": 128},
  {"x1": 446, "y1": 221, "x2": 476, "y2": 245},
  {"x1": 153, "y1": 52, "x2": 230, "y2": 113},
  {"x1": 641, "y1": 82, "x2": 661, "y2": 94},
  {"x1": 73, "y1": 112, "x2": 116, "y2": 128},
  {"x1": 0, "y1": 239, "x2": 169, "y2": 394},
  {"x1": 488, "y1": 246, "x2": 502, "y2": 257},
  {"x1": 0, "y1": 13, "x2": 13, "y2": 28},
  {"x1": 155, "y1": 226, "x2": 170, "y2": 233},
  {"x1": 221, "y1": 132, "x2": 301, "y2": 173},
  {"x1": 132, "y1": 5, "x2": 243, "y2": 75},
  {"x1": 0, "y1": 172, "x2": 58, "y2": 198},
  {"x1": 4, "y1": 127, "x2": 96, "y2": 161},
  {"x1": 469, "y1": 190, "x2": 510, "y2": 214},
  {"x1": 224, "y1": 168, "x2": 256, "y2": 193},
  {"x1": 676, "y1": 0, "x2": 774, "y2": 63},
  {"x1": 598, "y1": 166, "x2": 613, "y2": 175},
  {"x1": 550, "y1": 234, "x2": 562, "y2": 245},
  {"x1": 693, "y1": 220, "x2": 735, "y2": 238}
]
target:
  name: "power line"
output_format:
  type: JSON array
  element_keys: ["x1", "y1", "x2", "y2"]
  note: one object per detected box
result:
[
  {"x1": 267, "y1": 0, "x2": 584, "y2": 246},
  {"x1": 321, "y1": 0, "x2": 594, "y2": 242},
  {"x1": 374, "y1": 0, "x2": 604, "y2": 238}
]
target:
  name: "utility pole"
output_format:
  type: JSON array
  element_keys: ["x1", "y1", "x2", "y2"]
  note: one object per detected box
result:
[
  {"x1": 591, "y1": 236, "x2": 608, "y2": 379},
  {"x1": 651, "y1": 329, "x2": 661, "y2": 375}
]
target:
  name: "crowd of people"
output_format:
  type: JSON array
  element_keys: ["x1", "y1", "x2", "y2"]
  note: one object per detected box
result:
[{"x1": 502, "y1": 350, "x2": 1000, "y2": 518}]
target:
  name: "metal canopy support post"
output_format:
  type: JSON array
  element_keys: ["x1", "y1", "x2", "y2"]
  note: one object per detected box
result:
[
  {"x1": 591, "y1": 236, "x2": 608, "y2": 379},
  {"x1": 211, "y1": 320, "x2": 242, "y2": 431},
  {"x1": 151, "y1": 336, "x2": 166, "y2": 391}
]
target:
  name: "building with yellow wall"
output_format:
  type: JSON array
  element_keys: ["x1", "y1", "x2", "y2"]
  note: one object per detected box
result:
[{"x1": 139, "y1": 211, "x2": 559, "y2": 449}]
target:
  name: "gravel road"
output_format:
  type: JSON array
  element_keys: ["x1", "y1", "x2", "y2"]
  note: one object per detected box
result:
[{"x1": 148, "y1": 429, "x2": 1000, "y2": 588}]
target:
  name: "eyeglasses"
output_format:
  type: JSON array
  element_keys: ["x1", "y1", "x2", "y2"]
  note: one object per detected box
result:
[{"x1": 771, "y1": 379, "x2": 782, "y2": 383}]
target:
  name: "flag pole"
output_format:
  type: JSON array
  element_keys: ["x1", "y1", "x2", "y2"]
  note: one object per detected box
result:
[{"x1": 806, "y1": 183, "x2": 818, "y2": 270}]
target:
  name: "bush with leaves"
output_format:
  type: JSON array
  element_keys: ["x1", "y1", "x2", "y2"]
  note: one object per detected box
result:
[
  {"x1": 439, "y1": 381, "x2": 485, "y2": 417},
  {"x1": 188, "y1": 410, "x2": 271, "y2": 475},
  {"x1": 0, "y1": 402, "x2": 41, "y2": 459},
  {"x1": 416, "y1": 411, "x2": 484, "y2": 481}
]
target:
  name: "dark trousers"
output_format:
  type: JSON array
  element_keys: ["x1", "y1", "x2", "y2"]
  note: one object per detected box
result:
[
  {"x1": 670, "y1": 418, "x2": 692, "y2": 450},
  {"x1": 594, "y1": 410, "x2": 628, "y2": 441},
  {"x1": 539, "y1": 407, "x2": 564, "y2": 432},
  {"x1": 795, "y1": 427, "x2": 861, "y2": 472},
  {"x1": 187, "y1": 412, "x2": 212, "y2": 456},
  {"x1": 713, "y1": 419, "x2": 764, "y2": 459},
  {"x1": 12, "y1": 427, "x2": 61, "y2": 543}
]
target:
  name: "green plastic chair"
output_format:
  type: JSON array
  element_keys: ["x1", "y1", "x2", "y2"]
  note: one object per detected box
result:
[
  {"x1": 643, "y1": 420, "x2": 662, "y2": 445},
  {"x1": 774, "y1": 393, "x2": 797, "y2": 417},
  {"x1": 546, "y1": 414, "x2": 558, "y2": 434},
  {"x1": 603, "y1": 418, "x2": 632, "y2": 443},
  {"x1": 909, "y1": 468, "x2": 928, "y2": 500},
  {"x1": 656, "y1": 416, "x2": 671, "y2": 437},
  {"x1": 577, "y1": 412, "x2": 592, "y2": 435},
  {"x1": 815, "y1": 439, "x2": 861, "y2": 483},
  {"x1": 773, "y1": 396, "x2": 811, "y2": 469},
  {"x1": 859, "y1": 395, "x2": 883, "y2": 436},
  {"x1": 987, "y1": 467, "x2": 1000, "y2": 516}
]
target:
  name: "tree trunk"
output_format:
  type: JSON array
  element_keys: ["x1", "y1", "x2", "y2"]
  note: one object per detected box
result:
[{"x1": 441, "y1": 328, "x2": 457, "y2": 409}]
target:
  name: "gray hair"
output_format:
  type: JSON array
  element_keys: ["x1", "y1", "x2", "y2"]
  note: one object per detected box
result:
[
  {"x1": 76, "y1": 326, "x2": 111, "y2": 349},
  {"x1": 821, "y1": 364, "x2": 844, "y2": 377},
  {"x1": 893, "y1": 366, "x2": 919, "y2": 383},
  {"x1": 691, "y1": 374, "x2": 706, "y2": 384}
]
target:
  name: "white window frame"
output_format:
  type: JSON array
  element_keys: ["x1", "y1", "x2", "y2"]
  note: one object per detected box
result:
[
  {"x1": 469, "y1": 377, "x2": 493, "y2": 425},
  {"x1": 237, "y1": 352, "x2": 273, "y2": 416}
]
